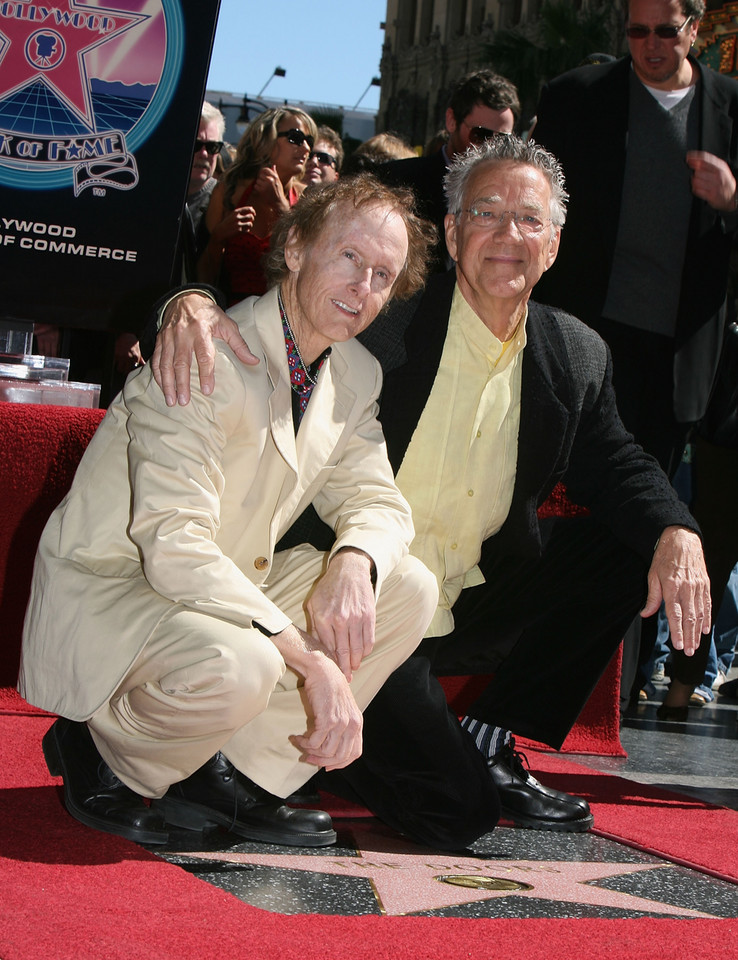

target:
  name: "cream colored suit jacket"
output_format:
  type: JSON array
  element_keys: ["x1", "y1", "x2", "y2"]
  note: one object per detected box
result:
[{"x1": 19, "y1": 287, "x2": 414, "y2": 720}]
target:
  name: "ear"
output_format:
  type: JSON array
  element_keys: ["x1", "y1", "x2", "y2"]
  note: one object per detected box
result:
[
  {"x1": 445, "y1": 107, "x2": 457, "y2": 136},
  {"x1": 283, "y1": 226, "x2": 303, "y2": 274},
  {"x1": 543, "y1": 227, "x2": 561, "y2": 272},
  {"x1": 444, "y1": 213, "x2": 459, "y2": 263}
]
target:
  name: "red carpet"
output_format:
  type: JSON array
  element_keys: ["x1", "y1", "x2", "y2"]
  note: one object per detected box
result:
[{"x1": 2, "y1": 710, "x2": 736, "y2": 960}]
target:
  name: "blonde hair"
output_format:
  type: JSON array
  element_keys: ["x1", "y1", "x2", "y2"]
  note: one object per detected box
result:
[{"x1": 223, "y1": 106, "x2": 317, "y2": 209}]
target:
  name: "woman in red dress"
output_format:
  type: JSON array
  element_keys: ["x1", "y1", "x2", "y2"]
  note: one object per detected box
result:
[{"x1": 199, "y1": 107, "x2": 317, "y2": 303}]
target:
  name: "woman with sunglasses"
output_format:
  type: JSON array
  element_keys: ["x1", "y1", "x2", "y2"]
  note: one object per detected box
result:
[{"x1": 199, "y1": 106, "x2": 317, "y2": 303}]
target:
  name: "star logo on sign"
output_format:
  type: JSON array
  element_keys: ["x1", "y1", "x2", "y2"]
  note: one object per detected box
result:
[
  {"x1": 0, "y1": 2, "x2": 145, "y2": 128},
  {"x1": 174, "y1": 827, "x2": 721, "y2": 918}
]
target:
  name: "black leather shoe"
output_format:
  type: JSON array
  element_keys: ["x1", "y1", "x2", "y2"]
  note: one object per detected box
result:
[
  {"x1": 154, "y1": 753, "x2": 337, "y2": 847},
  {"x1": 42, "y1": 717, "x2": 169, "y2": 844},
  {"x1": 488, "y1": 738, "x2": 594, "y2": 833}
]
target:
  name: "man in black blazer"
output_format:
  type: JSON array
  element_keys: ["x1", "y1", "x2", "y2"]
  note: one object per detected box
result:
[
  {"x1": 533, "y1": 0, "x2": 738, "y2": 478},
  {"x1": 146, "y1": 137, "x2": 710, "y2": 849},
  {"x1": 378, "y1": 68, "x2": 520, "y2": 272},
  {"x1": 532, "y1": 0, "x2": 738, "y2": 711}
]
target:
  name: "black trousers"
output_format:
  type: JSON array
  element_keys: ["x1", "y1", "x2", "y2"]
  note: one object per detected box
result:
[{"x1": 321, "y1": 516, "x2": 647, "y2": 848}]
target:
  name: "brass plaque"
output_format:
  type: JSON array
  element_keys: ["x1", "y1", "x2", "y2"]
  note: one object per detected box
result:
[{"x1": 436, "y1": 875, "x2": 534, "y2": 892}]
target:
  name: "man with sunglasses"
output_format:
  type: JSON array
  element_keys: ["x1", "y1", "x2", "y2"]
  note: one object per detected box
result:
[
  {"x1": 188, "y1": 103, "x2": 226, "y2": 235},
  {"x1": 304, "y1": 126, "x2": 343, "y2": 185},
  {"x1": 178, "y1": 101, "x2": 227, "y2": 281},
  {"x1": 534, "y1": 0, "x2": 737, "y2": 477},
  {"x1": 533, "y1": 0, "x2": 738, "y2": 708},
  {"x1": 379, "y1": 69, "x2": 520, "y2": 272}
]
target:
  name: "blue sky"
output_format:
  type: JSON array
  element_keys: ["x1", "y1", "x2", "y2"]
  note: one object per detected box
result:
[{"x1": 206, "y1": 0, "x2": 388, "y2": 113}]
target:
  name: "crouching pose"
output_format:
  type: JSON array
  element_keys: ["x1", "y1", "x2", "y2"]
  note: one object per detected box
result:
[{"x1": 18, "y1": 176, "x2": 443, "y2": 848}]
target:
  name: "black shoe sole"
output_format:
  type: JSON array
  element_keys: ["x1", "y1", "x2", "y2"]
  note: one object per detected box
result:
[
  {"x1": 42, "y1": 723, "x2": 170, "y2": 845},
  {"x1": 501, "y1": 805, "x2": 594, "y2": 833},
  {"x1": 154, "y1": 795, "x2": 337, "y2": 847}
]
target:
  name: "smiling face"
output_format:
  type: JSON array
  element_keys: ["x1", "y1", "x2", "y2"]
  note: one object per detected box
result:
[
  {"x1": 445, "y1": 160, "x2": 560, "y2": 338},
  {"x1": 270, "y1": 113, "x2": 312, "y2": 183},
  {"x1": 627, "y1": 0, "x2": 699, "y2": 90},
  {"x1": 188, "y1": 118, "x2": 220, "y2": 197},
  {"x1": 281, "y1": 202, "x2": 409, "y2": 363}
]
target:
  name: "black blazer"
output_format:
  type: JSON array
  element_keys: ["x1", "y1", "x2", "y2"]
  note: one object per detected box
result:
[
  {"x1": 374, "y1": 272, "x2": 695, "y2": 562},
  {"x1": 533, "y1": 55, "x2": 738, "y2": 422}
]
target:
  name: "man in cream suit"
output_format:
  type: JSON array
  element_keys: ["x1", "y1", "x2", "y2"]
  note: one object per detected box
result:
[{"x1": 19, "y1": 176, "x2": 447, "y2": 848}]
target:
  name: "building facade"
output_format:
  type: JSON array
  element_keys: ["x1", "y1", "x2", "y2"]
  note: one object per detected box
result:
[{"x1": 378, "y1": 0, "x2": 619, "y2": 146}]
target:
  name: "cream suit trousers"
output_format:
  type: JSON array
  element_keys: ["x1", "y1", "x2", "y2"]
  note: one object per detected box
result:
[{"x1": 88, "y1": 544, "x2": 437, "y2": 799}]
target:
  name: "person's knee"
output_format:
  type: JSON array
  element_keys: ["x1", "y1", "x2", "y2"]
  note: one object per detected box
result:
[
  {"x1": 382, "y1": 554, "x2": 438, "y2": 624},
  {"x1": 158, "y1": 637, "x2": 285, "y2": 728}
]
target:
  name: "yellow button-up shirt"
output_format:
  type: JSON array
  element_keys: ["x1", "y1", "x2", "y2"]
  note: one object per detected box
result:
[{"x1": 396, "y1": 284, "x2": 526, "y2": 637}]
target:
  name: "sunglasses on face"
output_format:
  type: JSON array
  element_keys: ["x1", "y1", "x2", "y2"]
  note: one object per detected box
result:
[
  {"x1": 309, "y1": 150, "x2": 337, "y2": 168},
  {"x1": 277, "y1": 128, "x2": 315, "y2": 149},
  {"x1": 467, "y1": 126, "x2": 510, "y2": 146},
  {"x1": 194, "y1": 139, "x2": 224, "y2": 156},
  {"x1": 625, "y1": 15, "x2": 692, "y2": 40}
]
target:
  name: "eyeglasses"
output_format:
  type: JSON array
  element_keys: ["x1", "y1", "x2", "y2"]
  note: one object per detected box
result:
[
  {"x1": 277, "y1": 128, "x2": 315, "y2": 149},
  {"x1": 465, "y1": 201, "x2": 551, "y2": 236},
  {"x1": 625, "y1": 15, "x2": 692, "y2": 40},
  {"x1": 194, "y1": 139, "x2": 224, "y2": 156},
  {"x1": 464, "y1": 124, "x2": 509, "y2": 146},
  {"x1": 309, "y1": 149, "x2": 337, "y2": 168}
]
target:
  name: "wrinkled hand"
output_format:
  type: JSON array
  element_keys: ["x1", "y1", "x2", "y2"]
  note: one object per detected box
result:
[
  {"x1": 114, "y1": 333, "x2": 143, "y2": 374},
  {"x1": 151, "y1": 292, "x2": 258, "y2": 406},
  {"x1": 686, "y1": 151, "x2": 737, "y2": 212},
  {"x1": 290, "y1": 649, "x2": 364, "y2": 771},
  {"x1": 306, "y1": 548, "x2": 376, "y2": 681},
  {"x1": 641, "y1": 526, "x2": 711, "y2": 656}
]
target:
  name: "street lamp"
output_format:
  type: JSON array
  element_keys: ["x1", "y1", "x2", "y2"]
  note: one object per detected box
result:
[
  {"x1": 235, "y1": 95, "x2": 269, "y2": 137},
  {"x1": 353, "y1": 77, "x2": 381, "y2": 110},
  {"x1": 258, "y1": 66, "x2": 286, "y2": 97}
]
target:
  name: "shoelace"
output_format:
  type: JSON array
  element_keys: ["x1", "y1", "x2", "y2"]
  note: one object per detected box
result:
[{"x1": 500, "y1": 737, "x2": 531, "y2": 782}]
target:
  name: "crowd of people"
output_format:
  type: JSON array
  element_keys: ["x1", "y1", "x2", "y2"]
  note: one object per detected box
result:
[{"x1": 20, "y1": 0, "x2": 738, "y2": 852}]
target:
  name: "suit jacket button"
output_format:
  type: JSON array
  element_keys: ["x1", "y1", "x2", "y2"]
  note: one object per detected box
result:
[{"x1": 254, "y1": 557, "x2": 269, "y2": 571}]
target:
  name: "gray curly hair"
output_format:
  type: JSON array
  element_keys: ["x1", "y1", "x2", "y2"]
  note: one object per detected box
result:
[{"x1": 444, "y1": 135, "x2": 569, "y2": 231}]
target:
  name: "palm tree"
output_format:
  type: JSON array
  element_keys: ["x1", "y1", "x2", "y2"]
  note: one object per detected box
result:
[{"x1": 485, "y1": 1, "x2": 620, "y2": 124}]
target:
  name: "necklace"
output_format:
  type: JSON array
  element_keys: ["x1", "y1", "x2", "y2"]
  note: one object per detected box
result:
[{"x1": 278, "y1": 289, "x2": 318, "y2": 386}]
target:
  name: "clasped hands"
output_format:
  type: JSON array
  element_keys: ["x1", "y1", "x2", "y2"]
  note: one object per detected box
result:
[{"x1": 271, "y1": 548, "x2": 376, "y2": 773}]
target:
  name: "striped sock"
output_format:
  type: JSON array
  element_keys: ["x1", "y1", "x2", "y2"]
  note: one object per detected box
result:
[{"x1": 460, "y1": 717, "x2": 511, "y2": 759}]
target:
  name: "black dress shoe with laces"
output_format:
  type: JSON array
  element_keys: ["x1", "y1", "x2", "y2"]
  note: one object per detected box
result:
[
  {"x1": 488, "y1": 738, "x2": 594, "y2": 833},
  {"x1": 42, "y1": 717, "x2": 169, "y2": 844},
  {"x1": 154, "y1": 753, "x2": 337, "y2": 847}
]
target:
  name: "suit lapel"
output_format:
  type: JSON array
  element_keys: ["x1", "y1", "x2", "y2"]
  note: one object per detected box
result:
[
  {"x1": 379, "y1": 271, "x2": 456, "y2": 473},
  {"x1": 296, "y1": 346, "x2": 355, "y2": 478},
  {"x1": 257, "y1": 289, "x2": 300, "y2": 479},
  {"x1": 514, "y1": 304, "x2": 570, "y2": 501}
]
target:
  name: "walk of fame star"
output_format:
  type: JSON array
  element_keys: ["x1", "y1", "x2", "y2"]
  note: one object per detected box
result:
[
  {"x1": 0, "y1": 1, "x2": 146, "y2": 127},
  {"x1": 170, "y1": 827, "x2": 722, "y2": 918}
]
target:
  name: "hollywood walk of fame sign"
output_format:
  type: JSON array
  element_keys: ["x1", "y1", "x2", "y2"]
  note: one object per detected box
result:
[{"x1": 0, "y1": 1, "x2": 220, "y2": 330}]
